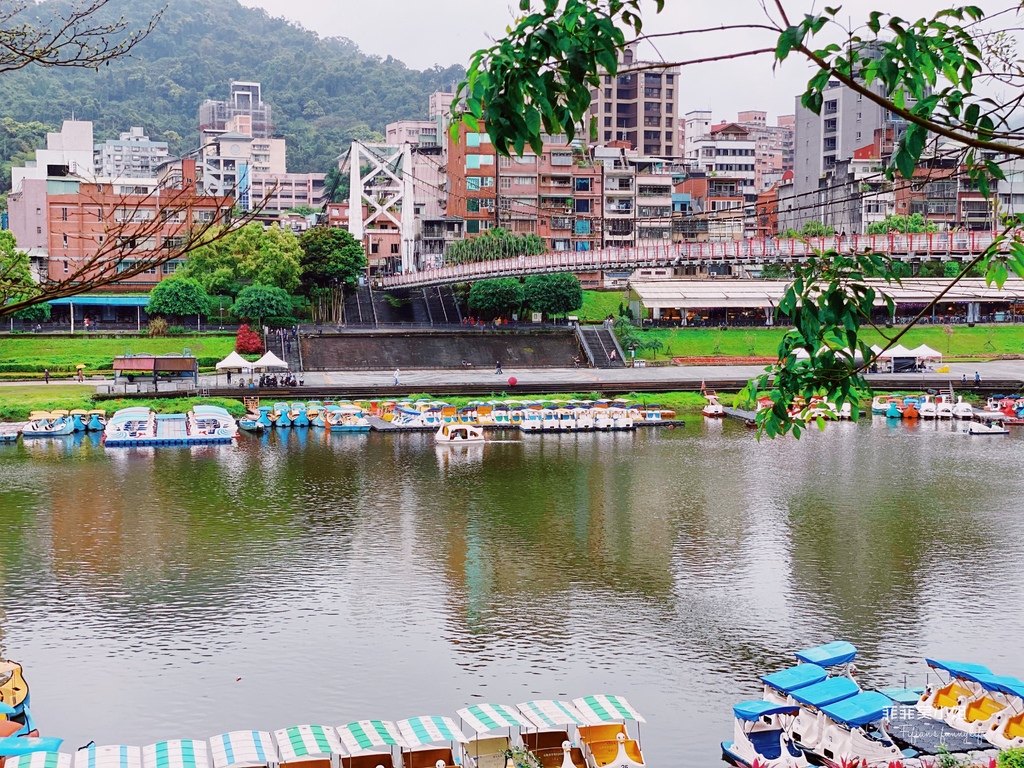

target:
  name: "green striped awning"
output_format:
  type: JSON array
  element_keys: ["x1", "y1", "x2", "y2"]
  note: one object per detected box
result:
[
  {"x1": 272, "y1": 726, "x2": 345, "y2": 762},
  {"x1": 209, "y1": 731, "x2": 278, "y2": 768},
  {"x1": 516, "y1": 701, "x2": 588, "y2": 729},
  {"x1": 572, "y1": 695, "x2": 645, "y2": 723},
  {"x1": 5, "y1": 753, "x2": 72, "y2": 768},
  {"x1": 337, "y1": 722, "x2": 406, "y2": 754},
  {"x1": 74, "y1": 745, "x2": 142, "y2": 768},
  {"x1": 396, "y1": 716, "x2": 468, "y2": 747},
  {"x1": 456, "y1": 704, "x2": 531, "y2": 734},
  {"x1": 142, "y1": 741, "x2": 209, "y2": 768}
]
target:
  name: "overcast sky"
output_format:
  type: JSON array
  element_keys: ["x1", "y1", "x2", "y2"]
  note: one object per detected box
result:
[{"x1": 240, "y1": 0, "x2": 1010, "y2": 123}]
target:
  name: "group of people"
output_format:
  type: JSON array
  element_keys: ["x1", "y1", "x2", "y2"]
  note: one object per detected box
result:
[{"x1": 236, "y1": 372, "x2": 303, "y2": 388}]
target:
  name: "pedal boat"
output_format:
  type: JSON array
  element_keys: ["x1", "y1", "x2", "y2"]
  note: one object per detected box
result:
[
  {"x1": 811, "y1": 691, "x2": 903, "y2": 767},
  {"x1": 984, "y1": 677, "x2": 1024, "y2": 749},
  {"x1": 336, "y1": 721, "x2": 405, "y2": 768},
  {"x1": 722, "y1": 701, "x2": 808, "y2": 768},
  {"x1": 702, "y1": 392, "x2": 726, "y2": 418},
  {"x1": 518, "y1": 700, "x2": 590, "y2": 768},
  {"x1": 436, "y1": 423, "x2": 484, "y2": 443},
  {"x1": 396, "y1": 716, "x2": 468, "y2": 768},
  {"x1": 917, "y1": 660, "x2": 993, "y2": 722},
  {"x1": 944, "y1": 672, "x2": 1024, "y2": 734},
  {"x1": 272, "y1": 724, "x2": 345, "y2": 768},
  {"x1": 456, "y1": 704, "x2": 530, "y2": 768},
  {"x1": 572, "y1": 695, "x2": 646, "y2": 768}
]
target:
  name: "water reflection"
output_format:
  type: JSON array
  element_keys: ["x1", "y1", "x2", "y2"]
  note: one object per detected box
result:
[{"x1": 1, "y1": 422, "x2": 1023, "y2": 766}]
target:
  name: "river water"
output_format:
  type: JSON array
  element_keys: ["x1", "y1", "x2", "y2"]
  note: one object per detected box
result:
[{"x1": 2, "y1": 419, "x2": 1023, "y2": 767}]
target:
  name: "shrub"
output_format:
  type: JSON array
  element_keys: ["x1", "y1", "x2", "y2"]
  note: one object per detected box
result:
[
  {"x1": 147, "y1": 317, "x2": 169, "y2": 337},
  {"x1": 998, "y1": 748, "x2": 1024, "y2": 768},
  {"x1": 167, "y1": 325, "x2": 186, "y2": 336},
  {"x1": 235, "y1": 323, "x2": 264, "y2": 354}
]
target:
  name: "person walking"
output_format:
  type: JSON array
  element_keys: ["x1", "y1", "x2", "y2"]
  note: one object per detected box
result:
[
  {"x1": 494, "y1": 360, "x2": 503, "y2": 375},
  {"x1": 77, "y1": 367, "x2": 84, "y2": 383},
  {"x1": 43, "y1": 368, "x2": 50, "y2": 384},
  {"x1": 227, "y1": 370, "x2": 232, "y2": 384},
  {"x1": 393, "y1": 368, "x2": 401, "y2": 386}
]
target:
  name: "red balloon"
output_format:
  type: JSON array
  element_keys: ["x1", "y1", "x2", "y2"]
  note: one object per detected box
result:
[{"x1": 507, "y1": 377, "x2": 518, "y2": 386}]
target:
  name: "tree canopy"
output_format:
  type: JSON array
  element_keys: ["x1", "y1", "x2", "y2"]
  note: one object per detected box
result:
[
  {"x1": 467, "y1": 278, "x2": 524, "y2": 319},
  {"x1": 865, "y1": 213, "x2": 938, "y2": 235},
  {"x1": 524, "y1": 273, "x2": 583, "y2": 318},
  {"x1": 147, "y1": 276, "x2": 212, "y2": 318},
  {"x1": 231, "y1": 284, "x2": 293, "y2": 327},
  {"x1": 457, "y1": 1, "x2": 1024, "y2": 437},
  {"x1": 299, "y1": 226, "x2": 367, "y2": 324},
  {"x1": 446, "y1": 227, "x2": 546, "y2": 265},
  {"x1": 180, "y1": 223, "x2": 303, "y2": 296}
]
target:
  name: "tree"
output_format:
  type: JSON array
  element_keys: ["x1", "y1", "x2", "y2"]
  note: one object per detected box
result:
[
  {"x1": 866, "y1": 213, "x2": 937, "y2": 235},
  {"x1": 446, "y1": 227, "x2": 546, "y2": 264},
  {"x1": 298, "y1": 227, "x2": 367, "y2": 323},
  {"x1": 0, "y1": 1, "x2": 159, "y2": 75},
  {"x1": 147, "y1": 277, "x2": 212, "y2": 321},
  {"x1": 179, "y1": 223, "x2": 303, "y2": 296},
  {"x1": 456, "y1": 1, "x2": 1024, "y2": 437},
  {"x1": 524, "y1": 273, "x2": 583, "y2": 318},
  {"x1": 780, "y1": 221, "x2": 835, "y2": 238},
  {"x1": 235, "y1": 324, "x2": 264, "y2": 355},
  {"x1": 232, "y1": 285, "x2": 293, "y2": 327},
  {"x1": 467, "y1": 278, "x2": 524, "y2": 319}
]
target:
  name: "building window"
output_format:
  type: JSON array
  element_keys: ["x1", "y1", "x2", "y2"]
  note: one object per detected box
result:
[
  {"x1": 62, "y1": 234, "x2": 68, "y2": 247},
  {"x1": 500, "y1": 177, "x2": 511, "y2": 190},
  {"x1": 604, "y1": 103, "x2": 611, "y2": 113},
  {"x1": 466, "y1": 220, "x2": 480, "y2": 234},
  {"x1": 467, "y1": 199, "x2": 481, "y2": 212},
  {"x1": 481, "y1": 177, "x2": 494, "y2": 187},
  {"x1": 467, "y1": 176, "x2": 482, "y2": 191},
  {"x1": 667, "y1": 89, "x2": 673, "y2": 98},
  {"x1": 604, "y1": 117, "x2": 612, "y2": 127},
  {"x1": 36, "y1": 227, "x2": 42, "y2": 234},
  {"x1": 575, "y1": 178, "x2": 591, "y2": 192},
  {"x1": 370, "y1": 242, "x2": 379, "y2": 254},
  {"x1": 666, "y1": 74, "x2": 674, "y2": 83},
  {"x1": 575, "y1": 199, "x2": 591, "y2": 213},
  {"x1": 604, "y1": 131, "x2": 612, "y2": 141},
  {"x1": 604, "y1": 88, "x2": 612, "y2": 98},
  {"x1": 390, "y1": 243, "x2": 399, "y2": 254},
  {"x1": 60, "y1": 207, "x2": 68, "y2": 221},
  {"x1": 63, "y1": 260, "x2": 69, "y2": 273},
  {"x1": 605, "y1": 75, "x2": 611, "y2": 84}
]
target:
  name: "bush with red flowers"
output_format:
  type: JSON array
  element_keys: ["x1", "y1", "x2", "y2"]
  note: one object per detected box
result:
[{"x1": 235, "y1": 323, "x2": 264, "y2": 354}]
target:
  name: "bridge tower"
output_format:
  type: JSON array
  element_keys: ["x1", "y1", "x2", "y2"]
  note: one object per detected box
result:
[{"x1": 346, "y1": 141, "x2": 416, "y2": 274}]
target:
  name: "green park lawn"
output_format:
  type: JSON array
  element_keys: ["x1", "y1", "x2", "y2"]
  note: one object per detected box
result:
[
  {"x1": 578, "y1": 290, "x2": 628, "y2": 322},
  {"x1": 0, "y1": 334, "x2": 237, "y2": 375},
  {"x1": 624, "y1": 324, "x2": 1024, "y2": 360}
]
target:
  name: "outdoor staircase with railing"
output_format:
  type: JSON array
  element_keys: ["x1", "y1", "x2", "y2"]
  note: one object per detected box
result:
[{"x1": 577, "y1": 325, "x2": 627, "y2": 368}]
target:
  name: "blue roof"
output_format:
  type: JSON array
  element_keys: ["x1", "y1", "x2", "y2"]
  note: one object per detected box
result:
[
  {"x1": 795, "y1": 641, "x2": 858, "y2": 667},
  {"x1": 881, "y1": 687, "x2": 925, "y2": 705},
  {"x1": 733, "y1": 700, "x2": 800, "y2": 722},
  {"x1": 820, "y1": 691, "x2": 892, "y2": 728},
  {"x1": 48, "y1": 295, "x2": 150, "y2": 307},
  {"x1": 969, "y1": 674, "x2": 1024, "y2": 700},
  {"x1": 925, "y1": 659, "x2": 992, "y2": 678},
  {"x1": 791, "y1": 677, "x2": 860, "y2": 708},
  {"x1": 761, "y1": 664, "x2": 828, "y2": 694}
]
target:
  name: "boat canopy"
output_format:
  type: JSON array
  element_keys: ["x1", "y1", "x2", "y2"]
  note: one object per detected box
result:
[
  {"x1": 396, "y1": 716, "x2": 468, "y2": 746},
  {"x1": 0, "y1": 741, "x2": 65, "y2": 758},
  {"x1": 967, "y1": 674, "x2": 1024, "y2": 700},
  {"x1": 820, "y1": 691, "x2": 892, "y2": 728},
  {"x1": 142, "y1": 741, "x2": 210, "y2": 768},
  {"x1": 761, "y1": 664, "x2": 828, "y2": 694},
  {"x1": 925, "y1": 659, "x2": 992, "y2": 678},
  {"x1": 75, "y1": 745, "x2": 142, "y2": 768},
  {"x1": 272, "y1": 726, "x2": 345, "y2": 762},
  {"x1": 209, "y1": 732, "x2": 278, "y2": 768},
  {"x1": 795, "y1": 641, "x2": 857, "y2": 667},
  {"x1": 0, "y1": 703, "x2": 13, "y2": 715},
  {"x1": 733, "y1": 701, "x2": 801, "y2": 722},
  {"x1": 336, "y1": 721, "x2": 406, "y2": 754},
  {"x1": 790, "y1": 677, "x2": 860, "y2": 708},
  {"x1": 456, "y1": 704, "x2": 532, "y2": 734},
  {"x1": 572, "y1": 695, "x2": 646, "y2": 724},
  {"x1": 3, "y1": 753, "x2": 72, "y2": 768},
  {"x1": 516, "y1": 700, "x2": 588, "y2": 728},
  {"x1": 880, "y1": 688, "x2": 925, "y2": 705}
]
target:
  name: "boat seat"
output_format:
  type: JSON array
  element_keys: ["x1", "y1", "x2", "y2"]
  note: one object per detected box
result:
[
  {"x1": 405, "y1": 748, "x2": 454, "y2": 768},
  {"x1": 578, "y1": 725, "x2": 626, "y2": 745},
  {"x1": 474, "y1": 755, "x2": 507, "y2": 768},
  {"x1": 1002, "y1": 712, "x2": 1024, "y2": 741},
  {"x1": 466, "y1": 737, "x2": 510, "y2": 758},
  {"x1": 343, "y1": 755, "x2": 394, "y2": 768},
  {"x1": 586, "y1": 739, "x2": 643, "y2": 766},
  {"x1": 933, "y1": 682, "x2": 972, "y2": 709},
  {"x1": 965, "y1": 696, "x2": 1005, "y2": 722},
  {"x1": 523, "y1": 732, "x2": 570, "y2": 751},
  {"x1": 746, "y1": 730, "x2": 800, "y2": 761}
]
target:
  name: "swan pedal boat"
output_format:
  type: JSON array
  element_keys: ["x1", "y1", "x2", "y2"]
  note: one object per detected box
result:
[
  {"x1": 703, "y1": 392, "x2": 726, "y2": 418},
  {"x1": 436, "y1": 423, "x2": 484, "y2": 443}
]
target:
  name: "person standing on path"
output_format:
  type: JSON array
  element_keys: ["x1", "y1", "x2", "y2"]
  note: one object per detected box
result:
[
  {"x1": 495, "y1": 360, "x2": 503, "y2": 375},
  {"x1": 77, "y1": 367, "x2": 84, "y2": 383},
  {"x1": 975, "y1": 371, "x2": 981, "y2": 385},
  {"x1": 393, "y1": 368, "x2": 400, "y2": 386},
  {"x1": 44, "y1": 368, "x2": 50, "y2": 384}
]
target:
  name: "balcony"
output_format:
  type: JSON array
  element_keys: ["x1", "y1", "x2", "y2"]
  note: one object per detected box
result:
[
  {"x1": 549, "y1": 217, "x2": 572, "y2": 230},
  {"x1": 606, "y1": 203, "x2": 634, "y2": 215},
  {"x1": 617, "y1": 89, "x2": 637, "y2": 100}
]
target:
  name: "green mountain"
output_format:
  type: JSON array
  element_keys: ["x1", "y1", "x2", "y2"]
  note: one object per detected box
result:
[{"x1": 0, "y1": 0, "x2": 464, "y2": 184}]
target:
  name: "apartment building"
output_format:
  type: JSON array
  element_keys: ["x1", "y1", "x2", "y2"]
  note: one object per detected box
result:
[
  {"x1": 198, "y1": 81, "x2": 273, "y2": 144},
  {"x1": 385, "y1": 120, "x2": 441, "y2": 147},
  {"x1": 591, "y1": 145, "x2": 680, "y2": 249},
  {"x1": 674, "y1": 172, "x2": 748, "y2": 241},
  {"x1": 589, "y1": 44, "x2": 681, "y2": 157},
  {"x1": 445, "y1": 122, "x2": 498, "y2": 237},
  {"x1": 94, "y1": 127, "x2": 170, "y2": 179},
  {"x1": 40, "y1": 159, "x2": 232, "y2": 287}
]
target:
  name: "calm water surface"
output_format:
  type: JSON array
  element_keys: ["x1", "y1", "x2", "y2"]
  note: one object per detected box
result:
[{"x1": 2, "y1": 420, "x2": 1023, "y2": 767}]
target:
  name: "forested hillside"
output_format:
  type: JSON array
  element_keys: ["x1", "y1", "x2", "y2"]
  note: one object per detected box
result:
[{"x1": 0, "y1": 0, "x2": 463, "y2": 188}]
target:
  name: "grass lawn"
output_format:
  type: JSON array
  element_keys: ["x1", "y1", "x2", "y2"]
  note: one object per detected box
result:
[
  {"x1": 579, "y1": 290, "x2": 629, "y2": 323},
  {"x1": 0, "y1": 334, "x2": 237, "y2": 374},
  {"x1": 0, "y1": 383, "x2": 247, "y2": 421},
  {"x1": 626, "y1": 324, "x2": 1024, "y2": 360}
]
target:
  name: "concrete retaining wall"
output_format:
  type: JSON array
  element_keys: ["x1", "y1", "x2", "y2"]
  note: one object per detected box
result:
[{"x1": 300, "y1": 330, "x2": 583, "y2": 370}]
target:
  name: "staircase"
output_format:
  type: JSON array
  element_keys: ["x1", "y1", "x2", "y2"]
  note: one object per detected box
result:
[
  {"x1": 342, "y1": 285, "x2": 376, "y2": 327},
  {"x1": 270, "y1": 332, "x2": 303, "y2": 371},
  {"x1": 578, "y1": 325, "x2": 627, "y2": 368}
]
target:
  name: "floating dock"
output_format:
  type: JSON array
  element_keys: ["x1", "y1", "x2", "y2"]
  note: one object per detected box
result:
[{"x1": 104, "y1": 413, "x2": 235, "y2": 447}]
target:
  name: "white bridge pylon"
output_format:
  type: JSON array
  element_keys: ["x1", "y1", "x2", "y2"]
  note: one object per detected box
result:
[{"x1": 346, "y1": 141, "x2": 416, "y2": 274}]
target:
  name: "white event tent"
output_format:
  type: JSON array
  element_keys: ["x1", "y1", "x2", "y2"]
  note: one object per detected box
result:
[{"x1": 252, "y1": 351, "x2": 288, "y2": 370}]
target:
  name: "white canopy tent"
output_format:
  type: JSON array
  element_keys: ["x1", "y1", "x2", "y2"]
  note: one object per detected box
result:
[
  {"x1": 214, "y1": 351, "x2": 252, "y2": 385},
  {"x1": 252, "y1": 351, "x2": 288, "y2": 369},
  {"x1": 909, "y1": 344, "x2": 943, "y2": 360},
  {"x1": 875, "y1": 344, "x2": 914, "y2": 359}
]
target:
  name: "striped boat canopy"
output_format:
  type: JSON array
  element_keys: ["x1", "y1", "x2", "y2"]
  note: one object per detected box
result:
[
  {"x1": 272, "y1": 726, "x2": 345, "y2": 762},
  {"x1": 209, "y1": 732, "x2": 278, "y2": 768},
  {"x1": 336, "y1": 722, "x2": 406, "y2": 754},
  {"x1": 516, "y1": 701, "x2": 588, "y2": 729},
  {"x1": 396, "y1": 717, "x2": 468, "y2": 747},
  {"x1": 4, "y1": 753, "x2": 72, "y2": 768},
  {"x1": 572, "y1": 695, "x2": 646, "y2": 724},
  {"x1": 142, "y1": 741, "x2": 210, "y2": 768},
  {"x1": 74, "y1": 745, "x2": 143, "y2": 768},
  {"x1": 456, "y1": 704, "x2": 532, "y2": 734}
]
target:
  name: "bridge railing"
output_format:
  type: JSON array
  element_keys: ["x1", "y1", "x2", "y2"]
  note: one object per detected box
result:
[{"x1": 381, "y1": 231, "x2": 1005, "y2": 288}]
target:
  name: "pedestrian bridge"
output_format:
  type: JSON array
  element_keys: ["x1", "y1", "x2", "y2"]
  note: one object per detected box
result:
[{"x1": 380, "y1": 231, "x2": 1008, "y2": 289}]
